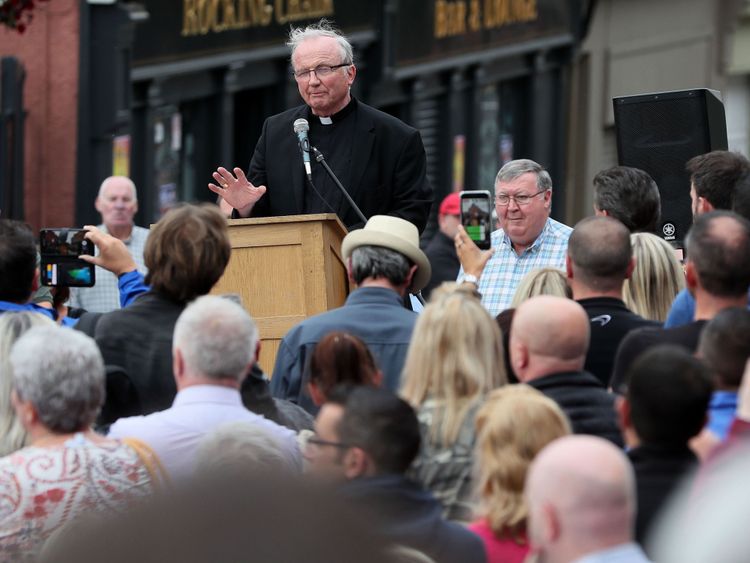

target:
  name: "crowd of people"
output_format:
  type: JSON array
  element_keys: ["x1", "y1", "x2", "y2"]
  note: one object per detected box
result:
[{"x1": 4, "y1": 19, "x2": 750, "y2": 563}]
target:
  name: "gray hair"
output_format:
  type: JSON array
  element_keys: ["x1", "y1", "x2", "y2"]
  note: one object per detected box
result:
[
  {"x1": 10, "y1": 325, "x2": 105, "y2": 433},
  {"x1": 350, "y1": 245, "x2": 411, "y2": 286},
  {"x1": 0, "y1": 312, "x2": 54, "y2": 455},
  {"x1": 97, "y1": 176, "x2": 138, "y2": 202},
  {"x1": 495, "y1": 159, "x2": 552, "y2": 192},
  {"x1": 173, "y1": 295, "x2": 258, "y2": 381},
  {"x1": 194, "y1": 421, "x2": 300, "y2": 476},
  {"x1": 287, "y1": 19, "x2": 354, "y2": 65}
]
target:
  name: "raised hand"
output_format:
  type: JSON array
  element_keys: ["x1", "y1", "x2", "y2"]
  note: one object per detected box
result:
[
  {"x1": 455, "y1": 224, "x2": 494, "y2": 279},
  {"x1": 208, "y1": 167, "x2": 267, "y2": 217},
  {"x1": 80, "y1": 225, "x2": 137, "y2": 276}
]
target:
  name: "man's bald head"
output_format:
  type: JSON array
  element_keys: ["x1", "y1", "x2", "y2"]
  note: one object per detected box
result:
[
  {"x1": 526, "y1": 435, "x2": 636, "y2": 561},
  {"x1": 568, "y1": 216, "x2": 632, "y2": 293},
  {"x1": 510, "y1": 296, "x2": 590, "y2": 380}
]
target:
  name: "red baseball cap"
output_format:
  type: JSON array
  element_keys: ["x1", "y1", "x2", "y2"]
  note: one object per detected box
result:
[{"x1": 439, "y1": 192, "x2": 460, "y2": 216}]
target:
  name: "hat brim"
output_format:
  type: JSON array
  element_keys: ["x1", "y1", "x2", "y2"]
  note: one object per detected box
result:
[{"x1": 342, "y1": 230, "x2": 432, "y2": 293}]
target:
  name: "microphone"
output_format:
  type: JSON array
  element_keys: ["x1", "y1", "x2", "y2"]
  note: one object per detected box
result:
[{"x1": 293, "y1": 118, "x2": 312, "y2": 180}]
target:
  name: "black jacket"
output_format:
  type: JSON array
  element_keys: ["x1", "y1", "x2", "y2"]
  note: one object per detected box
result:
[
  {"x1": 341, "y1": 474, "x2": 486, "y2": 563},
  {"x1": 527, "y1": 371, "x2": 623, "y2": 447},
  {"x1": 245, "y1": 99, "x2": 433, "y2": 231},
  {"x1": 578, "y1": 297, "x2": 660, "y2": 387},
  {"x1": 423, "y1": 231, "x2": 460, "y2": 300},
  {"x1": 628, "y1": 444, "x2": 697, "y2": 547}
]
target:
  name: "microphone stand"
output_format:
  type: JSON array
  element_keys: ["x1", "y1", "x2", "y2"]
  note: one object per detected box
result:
[
  {"x1": 311, "y1": 146, "x2": 368, "y2": 225},
  {"x1": 311, "y1": 146, "x2": 425, "y2": 310}
]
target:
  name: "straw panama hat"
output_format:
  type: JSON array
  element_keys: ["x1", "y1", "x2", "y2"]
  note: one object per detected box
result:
[{"x1": 341, "y1": 215, "x2": 432, "y2": 293}]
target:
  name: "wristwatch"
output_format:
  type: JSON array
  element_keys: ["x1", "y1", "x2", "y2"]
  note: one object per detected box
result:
[{"x1": 459, "y1": 274, "x2": 479, "y2": 285}]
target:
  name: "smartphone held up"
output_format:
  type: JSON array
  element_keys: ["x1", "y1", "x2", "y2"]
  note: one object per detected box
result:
[
  {"x1": 459, "y1": 190, "x2": 493, "y2": 250},
  {"x1": 39, "y1": 229, "x2": 96, "y2": 287}
]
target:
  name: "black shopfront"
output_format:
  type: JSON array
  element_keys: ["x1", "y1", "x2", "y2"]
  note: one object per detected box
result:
[{"x1": 76, "y1": 0, "x2": 582, "y2": 233}]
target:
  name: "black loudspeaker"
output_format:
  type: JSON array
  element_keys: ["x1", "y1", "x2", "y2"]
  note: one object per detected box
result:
[{"x1": 613, "y1": 89, "x2": 728, "y2": 246}]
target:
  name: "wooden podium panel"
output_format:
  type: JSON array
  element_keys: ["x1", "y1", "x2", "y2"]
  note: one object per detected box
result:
[{"x1": 211, "y1": 214, "x2": 349, "y2": 373}]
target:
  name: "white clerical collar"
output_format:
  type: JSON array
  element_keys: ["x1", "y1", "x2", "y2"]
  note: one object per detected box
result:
[{"x1": 319, "y1": 116, "x2": 333, "y2": 125}]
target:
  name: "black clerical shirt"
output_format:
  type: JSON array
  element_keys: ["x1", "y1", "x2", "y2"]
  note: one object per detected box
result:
[{"x1": 305, "y1": 98, "x2": 357, "y2": 215}]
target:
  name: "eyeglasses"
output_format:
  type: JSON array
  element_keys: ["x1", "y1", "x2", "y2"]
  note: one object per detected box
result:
[
  {"x1": 293, "y1": 63, "x2": 351, "y2": 81},
  {"x1": 304, "y1": 434, "x2": 351, "y2": 450},
  {"x1": 495, "y1": 189, "x2": 547, "y2": 206}
]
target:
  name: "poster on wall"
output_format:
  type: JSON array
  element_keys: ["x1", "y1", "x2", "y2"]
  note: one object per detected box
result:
[{"x1": 112, "y1": 135, "x2": 131, "y2": 177}]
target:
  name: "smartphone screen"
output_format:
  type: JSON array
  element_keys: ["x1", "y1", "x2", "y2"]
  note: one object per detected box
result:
[
  {"x1": 460, "y1": 190, "x2": 492, "y2": 250},
  {"x1": 39, "y1": 229, "x2": 96, "y2": 288}
]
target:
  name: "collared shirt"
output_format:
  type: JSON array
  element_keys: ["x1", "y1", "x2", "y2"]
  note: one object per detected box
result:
[
  {"x1": 463, "y1": 217, "x2": 572, "y2": 316},
  {"x1": 68, "y1": 224, "x2": 149, "y2": 313},
  {"x1": 574, "y1": 542, "x2": 652, "y2": 563},
  {"x1": 108, "y1": 385, "x2": 301, "y2": 479}
]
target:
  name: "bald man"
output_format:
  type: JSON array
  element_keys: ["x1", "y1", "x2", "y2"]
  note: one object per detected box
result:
[
  {"x1": 511, "y1": 296, "x2": 623, "y2": 446},
  {"x1": 525, "y1": 435, "x2": 651, "y2": 563},
  {"x1": 567, "y1": 216, "x2": 658, "y2": 386},
  {"x1": 69, "y1": 176, "x2": 149, "y2": 313}
]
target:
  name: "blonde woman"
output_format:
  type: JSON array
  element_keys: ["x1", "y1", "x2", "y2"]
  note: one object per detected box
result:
[
  {"x1": 624, "y1": 233, "x2": 685, "y2": 322},
  {"x1": 510, "y1": 267, "x2": 571, "y2": 308},
  {"x1": 401, "y1": 287, "x2": 506, "y2": 521},
  {"x1": 469, "y1": 385, "x2": 571, "y2": 563},
  {"x1": 0, "y1": 312, "x2": 54, "y2": 457}
]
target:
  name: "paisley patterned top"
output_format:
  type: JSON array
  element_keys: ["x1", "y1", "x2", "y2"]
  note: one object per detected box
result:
[{"x1": 0, "y1": 433, "x2": 156, "y2": 560}]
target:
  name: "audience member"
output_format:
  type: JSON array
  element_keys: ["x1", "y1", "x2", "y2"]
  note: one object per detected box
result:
[
  {"x1": 401, "y1": 288, "x2": 506, "y2": 520},
  {"x1": 525, "y1": 435, "x2": 651, "y2": 563},
  {"x1": 194, "y1": 421, "x2": 300, "y2": 476},
  {"x1": 272, "y1": 215, "x2": 430, "y2": 412},
  {"x1": 617, "y1": 346, "x2": 712, "y2": 547},
  {"x1": 567, "y1": 216, "x2": 659, "y2": 386},
  {"x1": 469, "y1": 385, "x2": 571, "y2": 563},
  {"x1": 307, "y1": 331, "x2": 382, "y2": 407},
  {"x1": 612, "y1": 211, "x2": 750, "y2": 391},
  {"x1": 305, "y1": 386, "x2": 486, "y2": 563},
  {"x1": 239, "y1": 364, "x2": 314, "y2": 432},
  {"x1": 108, "y1": 295, "x2": 300, "y2": 479},
  {"x1": 623, "y1": 232, "x2": 685, "y2": 322},
  {"x1": 510, "y1": 296, "x2": 623, "y2": 446},
  {"x1": 457, "y1": 159, "x2": 572, "y2": 315},
  {"x1": 0, "y1": 312, "x2": 54, "y2": 456},
  {"x1": 0, "y1": 220, "x2": 75, "y2": 325},
  {"x1": 423, "y1": 192, "x2": 461, "y2": 299},
  {"x1": 665, "y1": 151, "x2": 750, "y2": 326},
  {"x1": 592, "y1": 166, "x2": 661, "y2": 233},
  {"x1": 69, "y1": 176, "x2": 149, "y2": 313},
  {"x1": 42, "y1": 470, "x2": 393, "y2": 563},
  {"x1": 509, "y1": 267, "x2": 571, "y2": 308},
  {"x1": 0, "y1": 325, "x2": 161, "y2": 559},
  {"x1": 696, "y1": 308, "x2": 750, "y2": 441},
  {"x1": 78, "y1": 203, "x2": 232, "y2": 414}
]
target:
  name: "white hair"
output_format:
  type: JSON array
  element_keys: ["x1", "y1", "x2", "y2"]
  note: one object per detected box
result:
[
  {"x1": 10, "y1": 325, "x2": 105, "y2": 433},
  {"x1": 173, "y1": 295, "x2": 258, "y2": 381},
  {"x1": 194, "y1": 421, "x2": 300, "y2": 475},
  {"x1": 97, "y1": 176, "x2": 138, "y2": 202},
  {"x1": 287, "y1": 19, "x2": 354, "y2": 65},
  {"x1": 495, "y1": 159, "x2": 552, "y2": 191},
  {"x1": 0, "y1": 312, "x2": 54, "y2": 455}
]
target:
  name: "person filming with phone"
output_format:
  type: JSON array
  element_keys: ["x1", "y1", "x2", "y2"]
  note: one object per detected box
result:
[{"x1": 456, "y1": 159, "x2": 572, "y2": 316}]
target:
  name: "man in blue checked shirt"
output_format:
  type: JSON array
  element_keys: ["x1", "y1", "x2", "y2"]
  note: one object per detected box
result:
[{"x1": 457, "y1": 159, "x2": 572, "y2": 316}]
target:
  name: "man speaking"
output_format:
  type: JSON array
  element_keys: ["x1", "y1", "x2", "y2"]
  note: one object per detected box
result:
[{"x1": 209, "y1": 21, "x2": 433, "y2": 232}]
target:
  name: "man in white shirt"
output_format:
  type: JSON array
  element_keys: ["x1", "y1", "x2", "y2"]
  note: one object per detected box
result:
[
  {"x1": 525, "y1": 435, "x2": 651, "y2": 563},
  {"x1": 69, "y1": 176, "x2": 149, "y2": 312},
  {"x1": 109, "y1": 295, "x2": 301, "y2": 479}
]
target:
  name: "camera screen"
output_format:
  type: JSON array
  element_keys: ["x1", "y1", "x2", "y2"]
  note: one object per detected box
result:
[
  {"x1": 42, "y1": 262, "x2": 94, "y2": 287},
  {"x1": 461, "y1": 196, "x2": 492, "y2": 244},
  {"x1": 39, "y1": 229, "x2": 92, "y2": 257}
]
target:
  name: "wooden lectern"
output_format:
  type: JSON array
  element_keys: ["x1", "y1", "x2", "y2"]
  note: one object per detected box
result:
[{"x1": 211, "y1": 214, "x2": 349, "y2": 373}]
